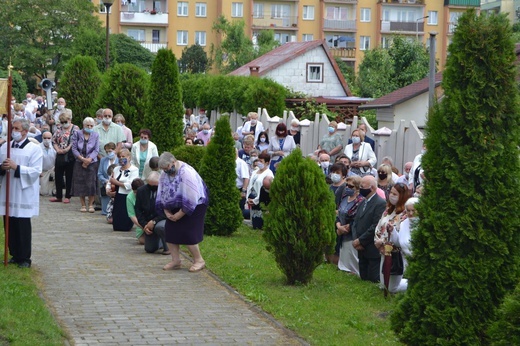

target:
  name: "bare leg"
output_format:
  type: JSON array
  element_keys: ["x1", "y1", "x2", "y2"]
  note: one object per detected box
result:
[
  {"x1": 163, "y1": 243, "x2": 181, "y2": 270},
  {"x1": 88, "y1": 195, "x2": 95, "y2": 209},
  {"x1": 80, "y1": 196, "x2": 86, "y2": 208},
  {"x1": 187, "y1": 244, "x2": 205, "y2": 272}
]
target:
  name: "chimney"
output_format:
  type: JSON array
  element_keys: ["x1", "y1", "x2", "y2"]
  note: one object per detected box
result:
[{"x1": 249, "y1": 66, "x2": 260, "y2": 77}]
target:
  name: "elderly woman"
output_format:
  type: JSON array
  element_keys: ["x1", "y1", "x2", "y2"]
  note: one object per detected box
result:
[
  {"x1": 267, "y1": 123, "x2": 296, "y2": 175},
  {"x1": 156, "y1": 152, "x2": 209, "y2": 272},
  {"x1": 114, "y1": 114, "x2": 133, "y2": 150},
  {"x1": 241, "y1": 112, "x2": 265, "y2": 142},
  {"x1": 49, "y1": 109, "x2": 80, "y2": 203},
  {"x1": 377, "y1": 164, "x2": 395, "y2": 201},
  {"x1": 97, "y1": 142, "x2": 119, "y2": 215},
  {"x1": 246, "y1": 151, "x2": 274, "y2": 230},
  {"x1": 317, "y1": 121, "x2": 343, "y2": 160},
  {"x1": 288, "y1": 119, "x2": 300, "y2": 146},
  {"x1": 107, "y1": 149, "x2": 139, "y2": 231},
  {"x1": 344, "y1": 129, "x2": 377, "y2": 177},
  {"x1": 131, "y1": 129, "x2": 159, "y2": 180},
  {"x1": 336, "y1": 175, "x2": 365, "y2": 275},
  {"x1": 374, "y1": 182, "x2": 409, "y2": 294},
  {"x1": 71, "y1": 117, "x2": 100, "y2": 213}
]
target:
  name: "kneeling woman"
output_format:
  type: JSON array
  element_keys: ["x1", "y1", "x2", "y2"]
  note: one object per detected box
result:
[
  {"x1": 157, "y1": 152, "x2": 209, "y2": 272},
  {"x1": 107, "y1": 149, "x2": 139, "y2": 231}
]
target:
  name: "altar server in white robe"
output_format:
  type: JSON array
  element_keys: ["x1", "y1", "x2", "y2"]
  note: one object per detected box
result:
[{"x1": 0, "y1": 117, "x2": 43, "y2": 268}]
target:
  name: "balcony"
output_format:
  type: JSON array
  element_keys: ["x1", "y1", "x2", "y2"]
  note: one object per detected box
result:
[
  {"x1": 381, "y1": 20, "x2": 424, "y2": 33},
  {"x1": 380, "y1": 0, "x2": 425, "y2": 4},
  {"x1": 329, "y1": 47, "x2": 356, "y2": 59},
  {"x1": 140, "y1": 42, "x2": 168, "y2": 53},
  {"x1": 252, "y1": 15, "x2": 298, "y2": 29},
  {"x1": 324, "y1": 19, "x2": 356, "y2": 31},
  {"x1": 323, "y1": 0, "x2": 358, "y2": 3},
  {"x1": 120, "y1": 11, "x2": 168, "y2": 25},
  {"x1": 444, "y1": 0, "x2": 480, "y2": 6}
]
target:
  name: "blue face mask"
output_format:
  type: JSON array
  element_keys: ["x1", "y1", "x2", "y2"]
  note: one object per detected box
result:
[
  {"x1": 328, "y1": 127, "x2": 335, "y2": 134},
  {"x1": 84, "y1": 128, "x2": 93, "y2": 134},
  {"x1": 107, "y1": 152, "x2": 115, "y2": 159},
  {"x1": 140, "y1": 139, "x2": 148, "y2": 145},
  {"x1": 120, "y1": 158, "x2": 128, "y2": 166}
]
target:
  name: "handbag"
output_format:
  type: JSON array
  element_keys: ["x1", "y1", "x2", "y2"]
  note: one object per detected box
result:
[
  {"x1": 390, "y1": 249, "x2": 404, "y2": 276},
  {"x1": 55, "y1": 129, "x2": 75, "y2": 166}
]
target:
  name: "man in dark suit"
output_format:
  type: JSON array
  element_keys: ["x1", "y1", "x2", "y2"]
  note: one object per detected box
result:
[
  {"x1": 351, "y1": 175, "x2": 387, "y2": 282},
  {"x1": 134, "y1": 171, "x2": 168, "y2": 254},
  {"x1": 347, "y1": 123, "x2": 376, "y2": 151}
]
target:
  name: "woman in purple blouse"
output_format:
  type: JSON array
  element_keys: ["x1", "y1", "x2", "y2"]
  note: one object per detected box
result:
[
  {"x1": 71, "y1": 117, "x2": 100, "y2": 213},
  {"x1": 156, "y1": 152, "x2": 209, "y2": 272}
]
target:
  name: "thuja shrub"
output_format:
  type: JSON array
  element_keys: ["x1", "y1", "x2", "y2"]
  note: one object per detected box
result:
[
  {"x1": 488, "y1": 281, "x2": 520, "y2": 345},
  {"x1": 263, "y1": 149, "x2": 335, "y2": 285},
  {"x1": 171, "y1": 145, "x2": 206, "y2": 172},
  {"x1": 198, "y1": 116, "x2": 242, "y2": 236},
  {"x1": 391, "y1": 11, "x2": 520, "y2": 345}
]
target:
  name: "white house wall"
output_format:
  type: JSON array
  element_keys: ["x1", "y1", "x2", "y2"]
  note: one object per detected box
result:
[
  {"x1": 262, "y1": 47, "x2": 347, "y2": 97},
  {"x1": 394, "y1": 93, "x2": 429, "y2": 128}
]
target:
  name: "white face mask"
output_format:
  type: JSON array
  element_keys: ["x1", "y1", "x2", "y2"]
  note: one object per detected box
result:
[
  {"x1": 57, "y1": 105, "x2": 64, "y2": 111},
  {"x1": 102, "y1": 118, "x2": 112, "y2": 125},
  {"x1": 352, "y1": 137, "x2": 361, "y2": 144},
  {"x1": 43, "y1": 138, "x2": 51, "y2": 147},
  {"x1": 260, "y1": 137, "x2": 266, "y2": 143},
  {"x1": 389, "y1": 195, "x2": 399, "y2": 205},
  {"x1": 330, "y1": 173, "x2": 341, "y2": 183},
  {"x1": 256, "y1": 163, "x2": 264, "y2": 170},
  {"x1": 320, "y1": 161, "x2": 330, "y2": 169}
]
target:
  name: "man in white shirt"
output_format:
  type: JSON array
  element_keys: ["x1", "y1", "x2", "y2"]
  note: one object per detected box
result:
[
  {"x1": 235, "y1": 151, "x2": 250, "y2": 213},
  {"x1": 93, "y1": 108, "x2": 125, "y2": 158}
]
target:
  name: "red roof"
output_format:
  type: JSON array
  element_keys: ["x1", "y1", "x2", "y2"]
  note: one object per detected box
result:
[
  {"x1": 359, "y1": 72, "x2": 443, "y2": 109},
  {"x1": 228, "y1": 40, "x2": 352, "y2": 96}
]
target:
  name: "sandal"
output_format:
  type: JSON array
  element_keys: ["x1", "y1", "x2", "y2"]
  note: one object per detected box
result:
[
  {"x1": 189, "y1": 261, "x2": 206, "y2": 273},
  {"x1": 88, "y1": 207, "x2": 95, "y2": 213},
  {"x1": 80, "y1": 206, "x2": 87, "y2": 212},
  {"x1": 163, "y1": 261, "x2": 182, "y2": 270}
]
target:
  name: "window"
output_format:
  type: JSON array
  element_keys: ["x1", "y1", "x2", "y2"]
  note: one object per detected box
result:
[
  {"x1": 177, "y1": 30, "x2": 188, "y2": 45},
  {"x1": 153, "y1": 1, "x2": 161, "y2": 12},
  {"x1": 274, "y1": 33, "x2": 291, "y2": 44},
  {"x1": 271, "y1": 4, "x2": 289, "y2": 19},
  {"x1": 129, "y1": 0, "x2": 145, "y2": 13},
  {"x1": 306, "y1": 63, "x2": 323, "y2": 83},
  {"x1": 428, "y1": 11, "x2": 438, "y2": 25},
  {"x1": 253, "y1": 3, "x2": 264, "y2": 18},
  {"x1": 232, "y1": 2, "x2": 243, "y2": 17},
  {"x1": 303, "y1": 6, "x2": 314, "y2": 20},
  {"x1": 382, "y1": 36, "x2": 391, "y2": 49},
  {"x1": 302, "y1": 34, "x2": 314, "y2": 42},
  {"x1": 128, "y1": 29, "x2": 145, "y2": 42},
  {"x1": 177, "y1": 1, "x2": 188, "y2": 16},
  {"x1": 152, "y1": 30, "x2": 160, "y2": 43},
  {"x1": 196, "y1": 3, "x2": 207, "y2": 17},
  {"x1": 99, "y1": 3, "x2": 112, "y2": 13},
  {"x1": 360, "y1": 36, "x2": 370, "y2": 51},
  {"x1": 360, "y1": 8, "x2": 371, "y2": 22},
  {"x1": 382, "y1": 10, "x2": 390, "y2": 22},
  {"x1": 326, "y1": 6, "x2": 347, "y2": 20},
  {"x1": 195, "y1": 31, "x2": 206, "y2": 46}
]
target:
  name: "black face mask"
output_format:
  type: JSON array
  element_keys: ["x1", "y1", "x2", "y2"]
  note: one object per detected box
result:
[
  {"x1": 359, "y1": 188, "x2": 371, "y2": 197},
  {"x1": 149, "y1": 185, "x2": 158, "y2": 191},
  {"x1": 378, "y1": 173, "x2": 387, "y2": 180},
  {"x1": 344, "y1": 188, "x2": 355, "y2": 197}
]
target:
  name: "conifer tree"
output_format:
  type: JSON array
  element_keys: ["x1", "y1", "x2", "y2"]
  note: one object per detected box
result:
[
  {"x1": 60, "y1": 56, "x2": 101, "y2": 123},
  {"x1": 144, "y1": 48, "x2": 184, "y2": 152},
  {"x1": 263, "y1": 149, "x2": 336, "y2": 284},
  {"x1": 391, "y1": 11, "x2": 520, "y2": 345},
  {"x1": 198, "y1": 116, "x2": 242, "y2": 236},
  {"x1": 488, "y1": 281, "x2": 520, "y2": 345}
]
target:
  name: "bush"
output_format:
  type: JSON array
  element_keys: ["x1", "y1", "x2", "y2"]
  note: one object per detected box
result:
[
  {"x1": 171, "y1": 145, "x2": 206, "y2": 172},
  {"x1": 143, "y1": 49, "x2": 184, "y2": 152},
  {"x1": 488, "y1": 281, "x2": 520, "y2": 345},
  {"x1": 60, "y1": 55, "x2": 101, "y2": 123},
  {"x1": 0, "y1": 70, "x2": 27, "y2": 104},
  {"x1": 263, "y1": 149, "x2": 336, "y2": 285},
  {"x1": 391, "y1": 11, "x2": 520, "y2": 345},
  {"x1": 198, "y1": 116, "x2": 242, "y2": 236}
]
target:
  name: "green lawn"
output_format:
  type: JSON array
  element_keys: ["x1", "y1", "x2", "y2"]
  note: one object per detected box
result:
[
  {"x1": 0, "y1": 231, "x2": 65, "y2": 346},
  {"x1": 201, "y1": 224, "x2": 402, "y2": 346}
]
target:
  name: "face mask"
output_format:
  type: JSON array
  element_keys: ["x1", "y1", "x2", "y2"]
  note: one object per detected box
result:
[
  {"x1": 389, "y1": 195, "x2": 399, "y2": 205},
  {"x1": 96, "y1": 118, "x2": 102, "y2": 124},
  {"x1": 43, "y1": 139, "x2": 51, "y2": 147},
  {"x1": 251, "y1": 120, "x2": 257, "y2": 126},
  {"x1": 421, "y1": 149, "x2": 426, "y2": 155},
  {"x1": 120, "y1": 158, "x2": 128, "y2": 166},
  {"x1": 256, "y1": 163, "x2": 264, "y2": 170},
  {"x1": 320, "y1": 161, "x2": 330, "y2": 169},
  {"x1": 84, "y1": 128, "x2": 93, "y2": 134},
  {"x1": 330, "y1": 173, "x2": 341, "y2": 183},
  {"x1": 408, "y1": 217, "x2": 418, "y2": 224},
  {"x1": 57, "y1": 105, "x2": 64, "y2": 111},
  {"x1": 116, "y1": 122, "x2": 123, "y2": 127},
  {"x1": 352, "y1": 137, "x2": 361, "y2": 144},
  {"x1": 38, "y1": 100, "x2": 42, "y2": 105},
  {"x1": 250, "y1": 156, "x2": 258, "y2": 162},
  {"x1": 291, "y1": 126, "x2": 299, "y2": 132},
  {"x1": 359, "y1": 187, "x2": 371, "y2": 197},
  {"x1": 140, "y1": 139, "x2": 148, "y2": 145},
  {"x1": 328, "y1": 127, "x2": 335, "y2": 134},
  {"x1": 12, "y1": 131, "x2": 22, "y2": 142},
  {"x1": 202, "y1": 130, "x2": 209, "y2": 135},
  {"x1": 62, "y1": 122, "x2": 71, "y2": 129},
  {"x1": 378, "y1": 173, "x2": 387, "y2": 180},
  {"x1": 260, "y1": 137, "x2": 266, "y2": 143},
  {"x1": 107, "y1": 152, "x2": 115, "y2": 159},
  {"x1": 149, "y1": 185, "x2": 158, "y2": 192},
  {"x1": 344, "y1": 187, "x2": 355, "y2": 196},
  {"x1": 164, "y1": 166, "x2": 176, "y2": 175},
  {"x1": 27, "y1": 97, "x2": 32, "y2": 101},
  {"x1": 102, "y1": 118, "x2": 112, "y2": 125}
]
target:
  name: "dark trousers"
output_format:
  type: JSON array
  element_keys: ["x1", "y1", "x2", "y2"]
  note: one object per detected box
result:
[
  {"x1": 358, "y1": 249, "x2": 381, "y2": 283},
  {"x1": 6, "y1": 217, "x2": 32, "y2": 264},
  {"x1": 55, "y1": 161, "x2": 74, "y2": 199},
  {"x1": 144, "y1": 220, "x2": 168, "y2": 253}
]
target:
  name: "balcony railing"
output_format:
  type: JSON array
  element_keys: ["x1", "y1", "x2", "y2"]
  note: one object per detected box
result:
[
  {"x1": 329, "y1": 47, "x2": 356, "y2": 59},
  {"x1": 323, "y1": 0, "x2": 358, "y2": 3},
  {"x1": 381, "y1": 20, "x2": 424, "y2": 33},
  {"x1": 444, "y1": 0, "x2": 480, "y2": 6},
  {"x1": 140, "y1": 42, "x2": 168, "y2": 53},
  {"x1": 323, "y1": 19, "x2": 357, "y2": 30},
  {"x1": 252, "y1": 15, "x2": 298, "y2": 28},
  {"x1": 380, "y1": 0, "x2": 425, "y2": 4},
  {"x1": 120, "y1": 11, "x2": 168, "y2": 25}
]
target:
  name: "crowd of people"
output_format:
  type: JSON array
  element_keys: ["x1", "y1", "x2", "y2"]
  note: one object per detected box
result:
[{"x1": 4, "y1": 98, "x2": 425, "y2": 293}]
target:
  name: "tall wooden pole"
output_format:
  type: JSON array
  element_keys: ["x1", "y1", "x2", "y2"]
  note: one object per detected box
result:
[{"x1": 3, "y1": 65, "x2": 12, "y2": 266}]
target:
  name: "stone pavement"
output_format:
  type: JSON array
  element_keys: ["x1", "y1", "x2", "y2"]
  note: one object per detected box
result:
[{"x1": 32, "y1": 196, "x2": 305, "y2": 345}]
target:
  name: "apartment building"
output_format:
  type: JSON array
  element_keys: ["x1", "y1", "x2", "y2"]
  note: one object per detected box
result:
[{"x1": 93, "y1": 0, "x2": 480, "y2": 71}]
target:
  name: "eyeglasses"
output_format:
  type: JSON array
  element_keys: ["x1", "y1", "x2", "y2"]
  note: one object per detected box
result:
[{"x1": 60, "y1": 121, "x2": 68, "y2": 124}]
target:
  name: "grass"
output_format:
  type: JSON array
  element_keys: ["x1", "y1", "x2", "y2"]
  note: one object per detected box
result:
[
  {"x1": 0, "y1": 231, "x2": 66, "y2": 346},
  {"x1": 201, "y1": 224, "x2": 402, "y2": 346}
]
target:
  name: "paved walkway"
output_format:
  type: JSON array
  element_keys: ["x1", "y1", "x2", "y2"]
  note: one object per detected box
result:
[{"x1": 33, "y1": 196, "x2": 305, "y2": 345}]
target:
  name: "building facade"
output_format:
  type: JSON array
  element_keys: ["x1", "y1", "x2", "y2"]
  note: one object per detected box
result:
[{"x1": 93, "y1": 0, "x2": 480, "y2": 71}]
